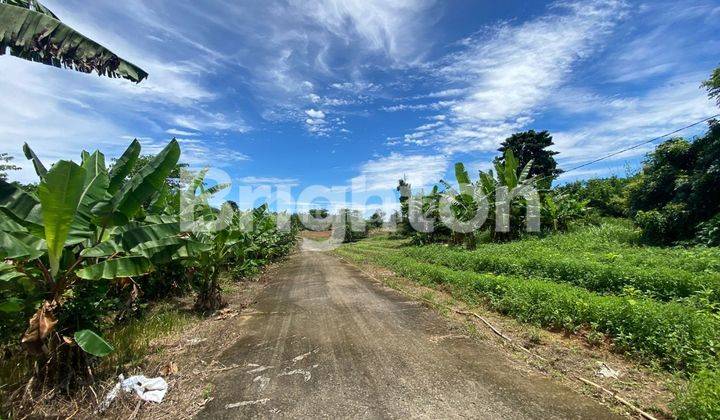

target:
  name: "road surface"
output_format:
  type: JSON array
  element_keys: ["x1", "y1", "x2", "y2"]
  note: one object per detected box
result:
[{"x1": 198, "y1": 251, "x2": 619, "y2": 419}]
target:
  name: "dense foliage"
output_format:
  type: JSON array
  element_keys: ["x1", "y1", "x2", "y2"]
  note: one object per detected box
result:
[
  {"x1": 628, "y1": 122, "x2": 720, "y2": 244},
  {"x1": 556, "y1": 176, "x2": 632, "y2": 218},
  {"x1": 496, "y1": 130, "x2": 561, "y2": 186},
  {"x1": 0, "y1": 140, "x2": 296, "y2": 390}
]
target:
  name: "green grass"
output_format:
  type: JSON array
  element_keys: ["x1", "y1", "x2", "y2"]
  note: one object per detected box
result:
[
  {"x1": 101, "y1": 302, "x2": 198, "y2": 372},
  {"x1": 363, "y1": 220, "x2": 720, "y2": 304},
  {"x1": 671, "y1": 370, "x2": 720, "y2": 419},
  {"x1": 339, "y1": 221, "x2": 720, "y2": 418},
  {"x1": 336, "y1": 246, "x2": 720, "y2": 373}
]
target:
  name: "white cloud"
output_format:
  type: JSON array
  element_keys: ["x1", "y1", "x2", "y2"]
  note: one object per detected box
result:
[
  {"x1": 553, "y1": 73, "x2": 717, "y2": 165},
  {"x1": 353, "y1": 152, "x2": 449, "y2": 191},
  {"x1": 172, "y1": 112, "x2": 249, "y2": 133},
  {"x1": 237, "y1": 176, "x2": 299, "y2": 185},
  {"x1": 166, "y1": 128, "x2": 199, "y2": 136},
  {"x1": 297, "y1": 0, "x2": 435, "y2": 63},
  {"x1": 396, "y1": 0, "x2": 626, "y2": 153},
  {"x1": 305, "y1": 109, "x2": 326, "y2": 119}
]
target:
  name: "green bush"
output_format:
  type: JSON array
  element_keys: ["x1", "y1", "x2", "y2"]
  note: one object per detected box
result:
[
  {"x1": 672, "y1": 370, "x2": 720, "y2": 419},
  {"x1": 556, "y1": 176, "x2": 631, "y2": 217},
  {"x1": 697, "y1": 214, "x2": 720, "y2": 247},
  {"x1": 628, "y1": 123, "x2": 720, "y2": 245},
  {"x1": 635, "y1": 203, "x2": 691, "y2": 245},
  {"x1": 337, "y1": 246, "x2": 720, "y2": 372}
]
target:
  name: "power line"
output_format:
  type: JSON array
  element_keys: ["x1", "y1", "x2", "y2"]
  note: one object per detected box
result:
[{"x1": 562, "y1": 114, "x2": 719, "y2": 175}]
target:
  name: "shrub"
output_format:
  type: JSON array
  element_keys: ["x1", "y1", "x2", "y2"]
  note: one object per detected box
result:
[
  {"x1": 556, "y1": 176, "x2": 631, "y2": 217},
  {"x1": 697, "y1": 214, "x2": 720, "y2": 247},
  {"x1": 628, "y1": 122, "x2": 720, "y2": 245},
  {"x1": 634, "y1": 203, "x2": 691, "y2": 245},
  {"x1": 672, "y1": 370, "x2": 720, "y2": 419}
]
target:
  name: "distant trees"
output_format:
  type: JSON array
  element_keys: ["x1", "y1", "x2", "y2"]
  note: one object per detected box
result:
[
  {"x1": 367, "y1": 210, "x2": 385, "y2": 229},
  {"x1": 495, "y1": 130, "x2": 561, "y2": 187},
  {"x1": 0, "y1": 153, "x2": 20, "y2": 181},
  {"x1": 309, "y1": 208, "x2": 329, "y2": 219},
  {"x1": 557, "y1": 176, "x2": 632, "y2": 218}
]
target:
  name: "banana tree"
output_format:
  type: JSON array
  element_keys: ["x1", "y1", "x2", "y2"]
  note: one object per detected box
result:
[
  {"x1": 0, "y1": 0, "x2": 147, "y2": 82},
  {"x1": 0, "y1": 139, "x2": 181, "y2": 384},
  {"x1": 439, "y1": 162, "x2": 489, "y2": 249},
  {"x1": 175, "y1": 170, "x2": 238, "y2": 311},
  {"x1": 477, "y1": 149, "x2": 539, "y2": 238}
]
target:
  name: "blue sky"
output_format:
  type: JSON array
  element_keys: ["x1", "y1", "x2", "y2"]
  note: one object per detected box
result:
[{"x1": 1, "y1": 0, "x2": 718, "y2": 213}]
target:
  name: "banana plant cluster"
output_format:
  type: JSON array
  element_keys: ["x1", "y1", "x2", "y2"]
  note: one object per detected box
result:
[
  {"x1": 399, "y1": 150, "x2": 545, "y2": 247},
  {"x1": 398, "y1": 149, "x2": 589, "y2": 247},
  {"x1": 0, "y1": 139, "x2": 297, "y2": 367},
  {"x1": 0, "y1": 139, "x2": 191, "y2": 359}
]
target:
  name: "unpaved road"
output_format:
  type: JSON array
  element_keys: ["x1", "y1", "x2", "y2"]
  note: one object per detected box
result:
[{"x1": 199, "y1": 251, "x2": 619, "y2": 419}]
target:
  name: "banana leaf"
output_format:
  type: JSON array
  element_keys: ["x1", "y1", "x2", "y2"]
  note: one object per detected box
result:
[
  {"x1": 107, "y1": 139, "x2": 140, "y2": 194},
  {"x1": 22, "y1": 142, "x2": 47, "y2": 178},
  {"x1": 75, "y1": 256, "x2": 153, "y2": 280},
  {"x1": 37, "y1": 160, "x2": 86, "y2": 276},
  {"x1": 0, "y1": 1, "x2": 148, "y2": 82},
  {"x1": 112, "y1": 140, "x2": 180, "y2": 219},
  {"x1": 119, "y1": 222, "x2": 181, "y2": 251},
  {"x1": 74, "y1": 329, "x2": 114, "y2": 356}
]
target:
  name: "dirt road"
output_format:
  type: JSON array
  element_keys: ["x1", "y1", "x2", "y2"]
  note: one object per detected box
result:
[{"x1": 199, "y1": 251, "x2": 619, "y2": 419}]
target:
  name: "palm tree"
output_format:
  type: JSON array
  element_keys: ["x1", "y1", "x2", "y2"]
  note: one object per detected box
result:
[{"x1": 0, "y1": 0, "x2": 147, "y2": 82}]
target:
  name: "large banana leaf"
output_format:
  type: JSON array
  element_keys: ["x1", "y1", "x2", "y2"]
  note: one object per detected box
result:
[
  {"x1": 107, "y1": 139, "x2": 140, "y2": 194},
  {"x1": 75, "y1": 256, "x2": 153, "y2": 280},
  {"x1": 0, "y1": 179, "x2": 42, "y2": 229},
  {"x1": 0, "y1": 1, "x2": 148, "y2": 82},
  {"x1": 119, "y1": 222, "x2": 180, "y2": 251},
  {"x1": 503, "y1": 150, "x2": 519, "y2": 190},
  {"x1": 454, "y1": 162, "x2": 471, "y2": 194},
  {"x1": 112, "y1": 140, "x2": 180, "y2": 219},
  {"x1": 75, "y1": 150, "x2": 110, "y2": 230},
  {"x1": 0, "y1": 230, "x2": 43, "y2": 259},
  {"x1": 22, "y1": 142, "x2": 47, "y2": 178},
  {"x1": 37, "y1": 160, "x2": 86, "y2": 276},
  {"x1": 79, "y1": 239, "x2": 122, "y2": 258}
]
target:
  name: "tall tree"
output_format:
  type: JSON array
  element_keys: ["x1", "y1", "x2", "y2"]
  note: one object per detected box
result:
[
  {"x1": 0, "y1": 153, "x2": 20, "y2": 180},
  {"x1": 0, "y1": 0, "x2": 147, "y2": 82},
  {"x1": 495, "y1": 130, "x2": 561, "y2": 186},
  {"x1": 702, "y1": 64, "x2": 720, "y2": 107}
]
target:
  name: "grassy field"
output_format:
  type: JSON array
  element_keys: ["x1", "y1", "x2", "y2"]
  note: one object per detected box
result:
[{"x1": 336, "y1": 219, "x2": 720, "y2": 418}]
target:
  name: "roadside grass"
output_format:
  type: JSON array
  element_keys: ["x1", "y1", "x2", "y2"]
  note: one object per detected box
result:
[
  {"x1": 359, "y1": 220, "x2": 720, "y2": 304},
  {"x1": 338, "y1": 221, "x2": 720, "y2": 418},
  {"x1": 101, "y1": 302, "x2": 199, "y2": 372},
  {"x1": 335, "y1": 247, "x2": 720, "y2": 373},
  {"x1": 671, "y1": 369, "x2": 720, "y2": 419}
]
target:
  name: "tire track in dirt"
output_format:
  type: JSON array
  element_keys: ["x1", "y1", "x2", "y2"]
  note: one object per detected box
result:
[{"x1": 198, "y1": 251, "x2": 620, "y2": 419}]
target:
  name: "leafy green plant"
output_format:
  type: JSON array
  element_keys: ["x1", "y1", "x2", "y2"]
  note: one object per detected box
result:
[
  {"x1": 672, "y1": 369, "x2": 720, "y2": 419},
  {"x1": 337, "y1": 244, "x2": 720, "y2": 373},
  {"x1": 0, "y1": 139, "x2": 182, "y2": 386}
]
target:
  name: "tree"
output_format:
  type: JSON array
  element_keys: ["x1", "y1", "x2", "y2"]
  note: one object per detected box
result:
[
  {"x1": 701, "y1": 64, "x2": 720, "y2": 107},
  {"x1": 367, "y1": 209, "x2": 385, "y2": 229},
  {"x1": 628, "y1": 121, "x2": 720, "y2": 244},
  {"x1": 0, "y1": 153, "x2": 20, "y2": 180},
  {"x1": 496, "y1": 130, "x2": 561, "y2": 187},
  {"x1": 0, "y1": 0, "x2": 147, "y2": 82}
]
